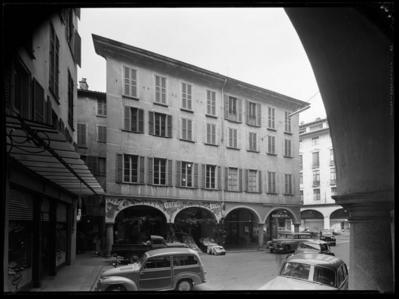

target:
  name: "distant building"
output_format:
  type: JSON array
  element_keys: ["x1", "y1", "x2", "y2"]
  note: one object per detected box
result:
[{"x1": 299, "y1": 118, "x2": 349, "y2": 232}]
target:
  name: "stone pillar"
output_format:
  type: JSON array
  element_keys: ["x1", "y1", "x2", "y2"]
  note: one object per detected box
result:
[
  {"x1": 258, "y1": 223, "x2": 265, "y2": 248},
  {"x1": 105, "y1": 223, "x2": 114, "y2": 257},
  {"x1": 324, "y1": 215, "x2": 330, "y2": 230},
  {"x1": 294, "y1": 224, "x2": 300, "y2": 233},
  {"x1": 335, "y1": 194, "x2": 393, "y2": 292}
]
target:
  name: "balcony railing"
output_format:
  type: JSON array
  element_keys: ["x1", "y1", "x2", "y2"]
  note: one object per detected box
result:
[{"x1": 312, "y1": 181, "x2": 320, "y2": 187}]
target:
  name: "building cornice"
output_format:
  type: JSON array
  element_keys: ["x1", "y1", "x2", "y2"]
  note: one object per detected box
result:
[
  {"x1": 78, "y1": 89, "x2": 106, "y2": 100},
  {"x1": 300, "y1": 127, "x2": 330, "y2": 138}
]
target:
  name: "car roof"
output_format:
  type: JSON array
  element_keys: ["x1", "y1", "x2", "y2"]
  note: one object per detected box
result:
[
  {"x1": 286, "y1": 253, "x2": 344, "y2": 269},
  {"x1": 145, "y1": 247, "x2": 199, "y2": 258},
  {"x1": 302, "y1": 239, "x2": 328, "y2": 245}
]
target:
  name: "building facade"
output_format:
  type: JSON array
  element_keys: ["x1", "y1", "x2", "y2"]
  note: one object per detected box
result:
[
  {"x1": 299, "y1": 118, "x2": 349, "y2": 232},
  {"x1": 86, "y1": 34, "x2": 308, "y2": 255},
  {"x1": 3, "y1": 9, "x2": 104, "y2": 291}
]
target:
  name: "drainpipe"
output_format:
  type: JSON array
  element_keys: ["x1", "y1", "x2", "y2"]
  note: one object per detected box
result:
[{"x1": 220, "y1": 78, "x2": 228, "y2": 220}]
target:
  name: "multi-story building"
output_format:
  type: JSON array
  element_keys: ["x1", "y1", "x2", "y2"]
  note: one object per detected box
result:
[
  {"x1": 3, "y1": 9, "x2": 104, "y2": 291},
  {"x1": 299, "y1": 118, "x2": 349, "y2": 232},
  {"x1": 87, "y1": 34, "x2": 308, "y2": 255}
]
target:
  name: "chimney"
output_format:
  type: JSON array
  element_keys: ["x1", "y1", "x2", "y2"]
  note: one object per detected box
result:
[{"x1": 79, "y1": 78, "x2": 89, "y2": 90}]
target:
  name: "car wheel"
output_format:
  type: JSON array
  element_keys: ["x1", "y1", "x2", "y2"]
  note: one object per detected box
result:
[
  {"x1": 106, "y1": 284, "x2": 127, "y2": 292},
  {"x1": 176, "y1": 279, "x2": 193, "y2": 291},
  {"x1": 270, "y1": 248, "x2": 274, "y2": 253},
  {"x1": 284, "y1": 245, "x2": 290, "y2": 253}
]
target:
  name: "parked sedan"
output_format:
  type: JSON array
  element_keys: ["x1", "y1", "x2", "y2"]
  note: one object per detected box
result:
[
  {"x1": 258, "y1": 253, "x2": 348, "y2": 290},
  {"x1": 266, "y1": 232, "x2": 313, "y2": 254},
  {"x1": 207, "y1": 245, "x2": 226, "y2": 256},
  {"x1": 320, "y1": 229, "x2": 337, "y2": 246},
  {"x1": 294, "y1": 240, "x2": 335, "y2": 256}
]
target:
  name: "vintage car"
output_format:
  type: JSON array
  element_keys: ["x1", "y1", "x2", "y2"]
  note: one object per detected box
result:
[
  {"x1": 266, "y1": 232, "x2": 313, "y2": 253},
  {"x1": 258, "y1": 253, "x2": 349, "y2": 290},
  {"x1": 207, "y1": 245, "x2": 226, "y2": 256},
  {"x1": 95, "y1": 247, "x2": 206, "y2": 291},
  {"x1": 294, "y1": 240, "x2": 335, "y2": 256},
  {"x1": 320, "y1": 229, "x2": 337, "y2": 246}
]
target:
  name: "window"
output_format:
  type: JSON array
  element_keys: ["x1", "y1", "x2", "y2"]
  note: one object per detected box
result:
[
  {"x1": 330, "y1": 149, "x2": 334, "y2": 166},
  {"x1": 313, "y1": 188, "x2": 321, "y2": 201},
  {"x1": 299, "y1": 155, "x2": 303, "y2": 169},
  {"x1": 153, "y1": 158, "x2": 167, "y2": 185},
  {"x1": 225, "y1": 95, "x2": 242, "y2": 122},
  {"x1": 246, "y1": 101, "x2": 261, "y2": 126},
  {"x1": 206, "y1": 123, "x2": 216, "y2": 145},
  {"x1": 267, "y1": 171, "x2": 276, "y2": 193},
  {"x1": 228, "y1": 128, "x2": 238, "y2": 149},
  {"x1": 247, "y1": 169, "x2": 259, "y2": 193},
  {"x1": 227, "y1": 168, "x2": 239, "y2": 191},
  {"x1": 97, "y1": 157, "x2": 106, "y2": 177},
  {"x1": 285, "y1": 174, "x2": 293, "y2": 195},
  {"x1": 123, "y1": 66, "x2": 137, "y2": 98},
  {"x1": 285, "y1": 111, "x2": 291, "y2": 132},
  {"x1": 77, "y1": 123, "x2": 86, "y2": 146},
  {"x1": 67, "y1": 71, "x2": 74, "y2": 129},
  {"x1": 124, "y1": 154, "x2": 139, "y2": 183},
  {"x1": 97, "y1": 100, "x2": 106, "y2": 116},
  {"x1": 181, "y1": 118, "x2": 193, "y2": 141},
  {"x1": 149, "y1": 112, "x2": 172, "y2": 137},
  {"x1": 284, "y1": 139, "x2": 292, "y2": 157},
  {"x1": 144, "y1": 256, "x2": 171, "y2": 269},
  {"x1": 86, "y1": 156, "x2": 106, "y2": 177},
  {"x1": 280, "y1": 262, "x2": 310, "y2": 280},
  {"x1": 310, "y1": 123, "x2": 323, "y2": 131},
  {"x1": 331, "y1": 187, "x2": 337, "y2": 195},
  {"x1": 300, "y1": 173, "x2": 303, "y2": 185},
  {"x1": 124, "y1": 106, "x2": 144, "y2": 133},
  {"x1": 267, "y1": 135, "x2": 275, "y2": 154},
  {"x1": 155, "y1": 74, "x2": 166, "y2": 104},
  {"x1": 65, "y1": 9, "x2": 74, "y2": 48},
  {"x1": 173, "y1": 255, "x2": 198, "y2": 266},
  {"x1": 312, "y1": 152, "x2": 320, "y2": 168},
  {"x1": 268, "y1": 107, "x2": 275, "y2": 129},
  {"x1": 97, "y1": 126, "x2": 106, "y2": 143},
  {"x1": 229, "y1": 96, "x2": 237, "y2": 115},
  {"x1": 248, "y1": 132, "x2": 257, "y2": 151},
  {"x1": 205, "y1": 165, "x2": 216, "y2": 189},
  {"x1": 206, "y1": 90, "x2": 216, "y2": 116},
  {"x1": 181, "y1": 162, "x2": 193, "y2": 187},
  {"x1": 312, "y1": 137, "x2": 319, "y2": 146},
  {"x1": 181, "y1": 82, "x2": 192, "y2": 110},
  {"x1": 313, "y1": 266, "x2": 336, "y2": 287},
  {"x1": 49, "y1": 24, "x2": 59, "y2": 98},
  {"x1": 14, "y1": 60, "x2": 32, "y2": 119},
  {"x1": 32, "y1": 78, "x2": 44, "y2": 122},
  {"x1": 313, "y1": 170, "x2": 320, "y2": 187},
  {"x1": 330, "y1": 168, "x2": 336, "y2": 185}
]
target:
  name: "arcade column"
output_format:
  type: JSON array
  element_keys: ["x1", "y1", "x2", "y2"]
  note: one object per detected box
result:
[
  {"x1": 257, "y1": 223, "x2": 265, "y2": 248},
  {"x1": 104, "y1": 223, "x2": 114, "y2": 258},
  {"x1": 294, "y1": 223, "x2": 300, "y2": 233},
  {"x1": 324, "y1": 215, "x2": 330, "y2": 230}
]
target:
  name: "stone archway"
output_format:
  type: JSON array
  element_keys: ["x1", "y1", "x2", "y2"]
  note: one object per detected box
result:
[
  {"x1": 301, "y1": 209, "x2": 324, "y2": 233},
  {"x1": 264, "y1": 208, "x2": 299, "y2": 241},
  {"x1": 330, "y1": 208, "x2": 349, "y2": 232}
]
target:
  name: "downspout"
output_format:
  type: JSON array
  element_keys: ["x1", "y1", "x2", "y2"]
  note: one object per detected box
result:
[{"x1": 220, "y1": 78, "x2": 228, "y2": 220}]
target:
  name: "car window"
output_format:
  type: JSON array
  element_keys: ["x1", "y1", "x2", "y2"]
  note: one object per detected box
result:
[
  {"x1": 280, "y1": 262, "x2": 310, "y2": 280},
  {"x1": 173, "y1": 255, "x2": 198, "y2": 266},
  {"x1": 313, "y1": 266, "x2": 336, "y2": 287},
  {"x1": 144, "y1": 256, "x2": 171, "y2": 269},
  {"x1": 320, "y1": 244, "x2": 329, "y2": 251}
]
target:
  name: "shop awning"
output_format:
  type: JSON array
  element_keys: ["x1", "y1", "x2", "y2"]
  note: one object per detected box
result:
[{"x1": 6, "y1": 115, "x2": 104, "y2": 196}]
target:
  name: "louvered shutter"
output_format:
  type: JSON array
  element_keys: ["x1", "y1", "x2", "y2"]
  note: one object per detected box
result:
[
  {"x1": 217, "y1": 166, "x2": 221, "y2": 190},
  {"x1": 246, "y1": 100, "x2": 250, "y2": 125},
  {"x1": 258, "y1": 171, "x2": 262, "y2": 193},
  {"x1": 116, "y1": 154, "x2": 122, "y2": 183},
  {"x1": 244, "y1": 169, "x2": 248, "y2": 192},
  {"x1": 8, "y1": 189, "x2": 33, "y2": 221},
  {"x1": 239, "y1": 168, "x2": 243, "y2": 192},
  {"x1": 124, "y1": 106, "x2": 130, "y2": 130},
  {"x1": 237, "y1": 98, "x2": 242, "y2": 122},
  {"x1": 201, "y1": 164, "x2": 206, "y2": 188},
  {"x1": 167, "y1": 115, "x2": 172, "y2": 138},
  {"x1": 33, "y1": 79, "x2": 44, "y2": 122},
  {"x1": 194, "y1": 163, "x2": 199, "y2": 188},
  {"x1": 73, "y1": 30, "x2": 81, "y2": 67},
  {"x1": 138, "y1": 109, "x2": 144, "y2": 133},
  {"x1": 147, "y1": 157, "x2": 153, "y2": 185},
  {"x1": 224, "y1": 167, "x2": 228, "y2": 191},
  {"x1": 149, "y1": 111, "x2": 154, "y2": 135},
  {"x1": 167, "y1": 159, "x2": 173, "y2": 186},
  {"x1": 55, "y1": 38, "x2": 59, "y2": 96},
  {"x1": 224, "y1": 95, "x2": 229, "y2": 119},
  {"x1": 176, "y1": 161, "x2": 181, "y2": 187},
  {"x1": 256, "y1": 103, "x2": 261, "y2": 127},
  {"x1": 139, "y1": 156, "x2": 145, "y2": 184}
]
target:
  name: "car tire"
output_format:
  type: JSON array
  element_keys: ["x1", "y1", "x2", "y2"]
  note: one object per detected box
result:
[
  {"x1": 270, "y1": 248, "x2": 274, "y2": 253},
  {"x1": 106, "y1": 284, "x2": 127, "y2": 292},
  {"x1": 284, "y1": 245, "x2": 290, "y2": 253},
  {"x1": 176, "y1": 279, "x2": 193, "y2": 291}
]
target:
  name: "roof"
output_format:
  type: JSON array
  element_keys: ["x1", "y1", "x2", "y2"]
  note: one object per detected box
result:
[
  {"x1": 92, "y1": 34, "x2": 309, "y2": 109},
  {"x1": 77, "y1": 88, "x2": 106, "y2": 100},
  {"x1": 145, "y1": 247, "x2": 199, "y2": 258},
  {"x1": 287, "y1": 253, "x2": 344, "y2": 269}
]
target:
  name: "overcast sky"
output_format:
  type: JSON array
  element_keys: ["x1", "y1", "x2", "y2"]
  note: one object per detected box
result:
[{"x1": 77, "y1": 7, "x2": 326, "y2": 124}]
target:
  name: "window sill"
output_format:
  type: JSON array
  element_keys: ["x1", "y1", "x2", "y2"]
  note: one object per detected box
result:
[
  {"x1": 225, "y1": 118, "x2": 242, "y2": 124},
  {"x1": 149, "y1": 184, "x2": 171, "y2": 187},
  {"x1": 245, "y1": 191, "x2": 261, "y2": 194},
  {"x1": 122, "y1": 94, "x2": 139, "y2": 101},
  {"x1": 283, "y1": 156, "x2": 293, "y2": 159},
  {"x1": 180, "y1": 108, "x2": 194, "y2": 114},
  {"x1": 77, "y1": 145, "x2": 88, "y2": 149},
  {"x1": 204, "y1": 143, "x2": 218, "y2": 147},
  {"x1": 226, "y1": 146, "x2": 240, "y2": 151},
  {"x1": 267, "y1": 128, "x2": 276, "y2": 132},
  {"x1": 267, "y1": 192, "x2": 278, "y2": 195},
  {"x1": 154, "y1": 102, "x2": 168, "y2": 108},
  {"x1": 180, "y1": 138, "x2": 195, "y2": 143},
  {"x1": 151, "y1": 134, "x2": 172, "y2": 139},
  {"x1": 284, "y1": 131, "x2": 293, "y2": 136},
  {"x1": 121, "y1": 129, "x2": 144, "y2": 134},
  {"x1": 120, "y1": 182, "x2": 145, "y2": 185},
  {"x1": 96, "y1": 114, "x2": 107, "y2": 118},
  {"x1": 267, "y1": 153, "x2": 277, "y2": 156},
  {"x1": 203, "y1": 188, "x2": 219, "y2": 191},
  {"x1": 205, "y1": 114, "x2": 217, "y2": 119},
  {"x1": 246, "y1": 122, "x2": 261, "y2": 128},
  {"x1": 176, "y1": 186, "x2": 197, "y2": 189},
  {"x1": 247, "y1": 149, "x2": 260, "y2": 153},
  {"x1": 225, "y1": 190, "x2": 242, "y2": 193}
]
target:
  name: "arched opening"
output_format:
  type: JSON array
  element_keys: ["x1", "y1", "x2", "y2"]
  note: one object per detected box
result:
[
  {"x1": 265, "y1": 209, "x2": 297, "y2": 241},
  {"x1": 223, "y1": 208, "x2": 259, "y2": 249},
  {"x1": 113, "y1": 205, "x2": 167, "y2": 244},
  {"x1": 300, "y1": 209, "x2": 324, "y2": 233},
  {"x1": 330, "y1": 208, "x2": 349, "y2": 233},
  {"x1": 173, "y1": 207, "x2": 218, "y2": 252}
]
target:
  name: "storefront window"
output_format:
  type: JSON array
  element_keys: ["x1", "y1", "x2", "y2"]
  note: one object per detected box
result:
[{"x1": 56, "y1": 203, "x2": 67, "y2": 267}]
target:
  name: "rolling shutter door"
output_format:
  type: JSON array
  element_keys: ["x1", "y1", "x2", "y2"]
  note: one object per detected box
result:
[{"x1": 8, "y1": 189, "x2": 33, "y2": 221}]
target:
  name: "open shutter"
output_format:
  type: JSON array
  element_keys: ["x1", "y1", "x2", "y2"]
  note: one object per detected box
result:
[
  {"x1": 139, "y1": 156, "x2": 145, "y2": 184},
  {"x1": 217, "y1": 166, "x2": 221, "y2": 190},
  {"x1": 224, "y1": 95, "x2": 229, "y2": 119},
  {"x1": 244, "y1": 169, "x2": 248, "y2": 192},
  {"x1": 176, "y1": 161, "x2": 181, "y2": 187},
  {"x1": 124, "y1": 106, "x2": 130, "y2": 130},
  {"x1": 201, "y1": 164, "x2": 206, "y2": 188},
  {"x1": 73, "y1": 30, "x2": 81, "y2": 67},
  {"x1": 239, "y1": 168, "x2": 243, "y2": 192},
  {"x1": 246, "y1": 100, "x2": 249, "y2": 125},
  {"x1": 224, "y1": 167, "x2": 228, "y2": 191},
  {"x1": 55, "y1": 38, "x2": 59, "y2": 96},
  {"x1": 167, "y1": 115, "x2": 172, "y2": 138},
  {"x1": 258, "y1": 170, "x2": 262, "y2": 193},
  {"x1": 167, "y1": 159, "x2": 173, "y2": 186},
  {"x1": 194, "y1": 163, "x2": 199, "y2": 188},
  {"x1": 147, "y1": 157, "x2": 153, "y2": 185},
  {"x1": 116, "y1": 154, "x2": 122, "y2": 183},
  {"x1": 256, "y1": 103, "x2": 261, "y2": 127},
  {"x1": 138, "y1": 109, "x2": 144, "y2": 133},
  {"x1": 148, "y1": 111, "x2": 154, "y2": 135},
  {"x1": 237, "y1": 98, "x2": 242, "y2": 122}
]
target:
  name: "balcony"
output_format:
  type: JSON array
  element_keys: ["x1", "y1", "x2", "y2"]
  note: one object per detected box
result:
[
  {"x1": 312, "y1": 181, "x2": 320, "y2": 187},
  {"x1": 330, "y1": 179, "x2": 336, "y2": 186}
]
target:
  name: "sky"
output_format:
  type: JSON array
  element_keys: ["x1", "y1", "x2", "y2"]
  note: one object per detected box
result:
[{"x1": 77, "y1": 7, "x2": 327, "y2": 124}]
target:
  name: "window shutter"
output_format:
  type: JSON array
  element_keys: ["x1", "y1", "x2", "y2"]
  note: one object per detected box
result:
[
  {"x1": 116, "y1": 154, "x2": 122, "y2": 183},
  {"x1": 194, "y1": 163, "x2": 199, "y2": 188},
  {"x1": 256, "y1": 103, "x2": 261, "y2": 127},
  {"x1": 139, "y1": 156, "x2": 145, "y2": 184},
  {"x1": 246, "y1": 100, "x2": 249, "y2": 125},
  {"x1": 188, "y1": 119, "x2": 192, "y2": 141},
  {"x1": 176, "y1": 161, "x2": 181, "y2": 187},
  {"x1": 55, "y1": 38, "x2": 59, "y2": 96},
  {"x1": 33, "y1": 79, "x2": 44, "y2": 122},
  {"x1": 201, "y1": 164, "x2": 206, "y2": 188},
  {"x1": 258, "y1": 171, "x2": 262, "y2": 193},
  {"x1": 147, "y1": 157, "x2": 153, "y2": 185},
  {"x1": 206, "y1": 124, "x2": 210, "y2": 144},
  {"x1": 148, "y1": 111, "x2": 154, "y2": 135},
  {"x1": 138, "y1": 109, "x2": 144, "y2": 133},
  {"x1": 244, "y1": 169, "x2": 248, "y2": 192},
  {"x1": 167, "y1": 115, "x2": 172, "y2": 138},
  {"x1": 224, "y1": 95, "x2": 229, "y2": 119},
  {"x1": 212, "y1": 124, "x2": 216, "y2": 145},
  {"x1": 228, "y1": 128, "x2": 232, "y2": 147},
  {"x1": 167, "y1": 159, "x2": 173, "y2": 186},
  {"x1": 224, "y1": 167, "x2": 228, "y2": 191},
  {"x1": 239, "y1": 168, "x2": 243, "y2": 192},
  {"x1": 237, "y1": 98, "x2": 242, "y2": 122},
  {"x1": 73, "y1": 30, "x2": 81, "y2": 67},
  {"x1": 217, "y1": 166, "x2": 221, "y2": 190}
]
